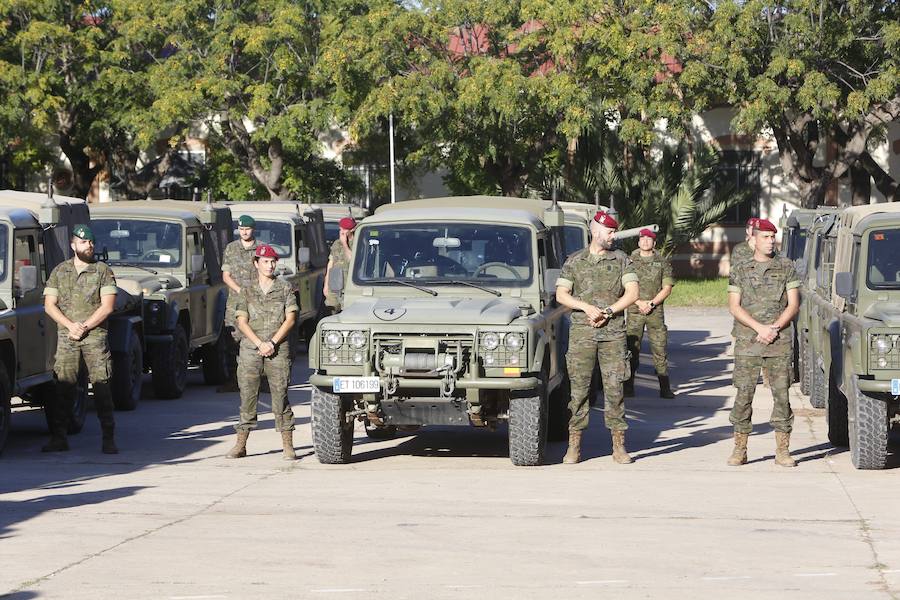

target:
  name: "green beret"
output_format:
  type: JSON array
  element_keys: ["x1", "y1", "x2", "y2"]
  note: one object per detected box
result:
[
  {"x1": 72, "y1": 224, "x2": 95, "y2": 242},
  {"x1": 237, "y1": 215, "x2": 255, "y2": 227}
]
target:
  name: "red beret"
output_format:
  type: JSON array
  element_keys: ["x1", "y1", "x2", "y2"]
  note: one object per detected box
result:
[
  {"x1": 754, "y1": 218, "x2": 777, "y2": 233},
  {"x1": 593, "y1": 211, "x2": 619, "y2": 230},
  {"x1": 639, "y1": 228, "x2": 656, "y2": 239},
  {"x1": 339, "y1": 217, "x2": 357, "y2": 230},
  {"x1": 746, "y1": 217, "x2": 759, "y2": 228},
  {"x1": 254, "y1": 244, "x2": 278, "y2": 259}
]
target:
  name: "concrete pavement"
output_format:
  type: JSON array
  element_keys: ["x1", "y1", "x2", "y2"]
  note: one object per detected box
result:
[{"x1": 1, "y1": 308, "x2": 898, "y2": 599}]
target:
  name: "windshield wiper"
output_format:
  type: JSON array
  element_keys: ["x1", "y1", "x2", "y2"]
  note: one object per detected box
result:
[
  {"x1": 434, "y1": 280, "x2": 502, "y2": 296},
  {"x1": 367, "y1": 278, "x2": 438, "y2": 296},
  {"x1": 108, "y1": 261, "x2": 158, "y2": 275}
]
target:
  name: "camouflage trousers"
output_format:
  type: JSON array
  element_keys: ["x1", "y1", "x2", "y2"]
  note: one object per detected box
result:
[
  {"x1": 566, "y1": 327, "x2": 629, "y2": 431},
  {"x1": 626, "y1": 308, "x2": 669, "y2": 376},
  {"x1": 730, "y1": 354, "x2": 794, "y2": 434},
  {"x1": 53, "y1": 331, "x2": 112, "y2": 384},
  {"x1": 235, "y1": 344, "x2": 295, "y2": 432}
]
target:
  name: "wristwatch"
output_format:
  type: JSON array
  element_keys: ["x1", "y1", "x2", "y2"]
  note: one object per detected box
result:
[
  {"x1": 602, "y1": 306, "x2": 614, "y2": 318},
  {"x1": 648, "y1": 301, "x2": 656, "y2": 309}
]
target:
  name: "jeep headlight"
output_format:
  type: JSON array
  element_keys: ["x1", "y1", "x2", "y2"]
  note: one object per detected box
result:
[
  {"x1": 869, "y1": 333, "x2": 899, "y2": 370},
  {"x1": 348, "y1": 330, "x2": 367, "y2": 349},
  {"x1": 504, "y1": 333, "x2": 525, "y2": 351},
  {"x1": 480, "y1": 332, "x2": 501, "y2": 351},
  {"x1": 874, "y1": 337, "x2": 892, "y2": 354},
  {"x1": 324, "y1": 331, "x2": 343, "y2": 349}
]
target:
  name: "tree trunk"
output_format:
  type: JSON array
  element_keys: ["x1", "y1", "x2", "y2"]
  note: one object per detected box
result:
[
  {"x1": 849, "y1": 163, "x2": 872, "y2": 206},
  {"x1": 858, "y1": 152, "x2": 900, "y2": 202},
  {"x1": 57, "y1": 111, "x2": 101, "y2": 200},
  {"x1": 219, "y1": 114, "x2": 290, "y2": 200}
]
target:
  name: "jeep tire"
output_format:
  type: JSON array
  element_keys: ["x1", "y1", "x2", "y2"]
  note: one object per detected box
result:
[
  {"x1": 0, "y1": 363, "x2": 11, "y2": 454},
  {"x1": 311, "y1": 386, "x2": 353, "y2": 463},
  {"x1": 799, "y1": 332, "x2": 812, "y2": 397},
  {"x1": 508, "y1": 383, "x2": 548, "y2": 466},
  {"x1": 151, "y1": 325, "x2": 189, "y2": 399},
  {"x1": 112, "y1": 333, "x2": 143, "y2": 410},
  {"x1": 200, "y1": 332, "x2": 230, "y2": 385},
  {"x1": 810, "y1": 357, "x2": 827, "y2": 410},
  {"x1": 849, "y1": 378, "x2": 889, "y2": 470}
]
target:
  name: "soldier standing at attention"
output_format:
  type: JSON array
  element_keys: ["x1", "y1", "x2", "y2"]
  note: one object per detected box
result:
[
  {"x1": 219, "y1": 215, "x2": 260, "y2": 392},
  {"x1": 556, "y1": 211, "x2": 639, "y2": 465},
  {"x1": 226, "y1": 244, "x2": 298, "y2": 460},
  {"x1": 727, "y1": 218, "x2": 800, "y2": 467},
  {"x1": 730, "y1": 217, "x2": 758, "y2": 267},
  {"x1": 42, "y1": 225, "x2": 119, "y2": 454},
  {"x1": 324, "y1": 217, "x2": 356, "y2": 313},
  {"x1": 624, "y1": 229, "x2": 676, "y2": 399}
]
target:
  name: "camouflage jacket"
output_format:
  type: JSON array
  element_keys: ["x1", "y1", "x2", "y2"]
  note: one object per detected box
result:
[
  {"x1": 728, "y1": 256, "x2": 800, "y2": 357},
  {"x1": 222, "y1": 239, "x2": 260, "y2": 291},
  {"x1": 44, "y1": 259, "x2": 118, "y2": 330},
  {"x1": 233, "y1": 277, "x2": 298, "y2": 350},
  {"x1": 329, "y1": 239, "x2": 351, "y2": 271},
  {"x1": 730, "y1": 241, "x2": 754, "y2": 268},
  {"x1": 556, "y1": 248, "x2": 638, "y2": 341},
  {"x1": 627, "y1": 250, "x2": 674, "y2": 313}
]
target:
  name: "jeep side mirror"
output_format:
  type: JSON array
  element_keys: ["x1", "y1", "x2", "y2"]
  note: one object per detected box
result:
[
  {"x1": 17, "y1": 265, "x2": 38, "y2": 296},
  {"x1": 190, "y1": 254, "x2": 204, "y2": 275},
  {"x1": 297, "y1": 247, "x2": 310, "y2": 266},
  {"x1": 834, "y1": 271, "x2": 855, "y2": 299},
  {"x1": 329, "y1": 266, "x2": 344, "y2": 293},
  {"x1": 544, "y1": 268, "x2": 561, "y2": 293}
]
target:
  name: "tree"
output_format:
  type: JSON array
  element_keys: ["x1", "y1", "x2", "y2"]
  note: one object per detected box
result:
[{"x1": 685, "y1": 0, "x2": 900, "y2": 207}]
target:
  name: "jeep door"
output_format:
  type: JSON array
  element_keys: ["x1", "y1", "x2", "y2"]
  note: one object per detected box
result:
[
  {"x1": 186, "y1": 228, "x2": 212, "y2": 341},
  {"x1": 13, "y1": 227, "x2": 53, "y2": 378}
]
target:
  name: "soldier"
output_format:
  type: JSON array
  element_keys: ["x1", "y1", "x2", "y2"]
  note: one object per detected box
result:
[
  {"x1": 727, "y1": 218, "x2": 800, "y2": 468},
  {"x1": 625, "y1": 229, "x2": 675, "y2": 399},
  {"x1": 226, "y1": 244, "x2": 298, "y2": 460},
  {"x1": 219, "y1": 215, "x2": 260, "y2": 392},
  {"x1": 324, "y1": 217, "x2": 356, "y2": 313},
  {"x1": 42, "y1": 225, "x2": 119, "y2": 454},
  {"x1": 556, "y1": 211, "x2": 640, "y2": 465},
  {"x1": 730, "y1": 217, "x2": 758, "y2": 268}
]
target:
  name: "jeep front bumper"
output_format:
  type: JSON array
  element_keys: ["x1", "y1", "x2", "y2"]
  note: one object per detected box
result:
[{"x1": 308, "y1": 373, "x2": 540, "y2": 391}]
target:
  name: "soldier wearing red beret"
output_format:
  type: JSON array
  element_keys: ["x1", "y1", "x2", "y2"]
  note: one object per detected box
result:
[
  {"x1": 727, "y1": 218, "x2": 801, "y2": 467},
  {"x1": 324, "y1": 217, "x2": 357, "y2": 313},
  {"x1": 226, "y1": 243, "x2": 299, "y2": 460}
]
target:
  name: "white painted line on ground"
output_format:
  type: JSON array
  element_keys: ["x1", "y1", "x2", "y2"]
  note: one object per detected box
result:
[
  {"x1": 310, "y1": 589, "x2": 369, "y2": 594},
  {"x1": 445, "y1": 585, "x2": 483, "y2": 589},
  {"x1": 169, "y1": 596, "x2": 227, "y2": 600},
  {"x1": 701, "y1": 576, "x2": 752, "y2": 581},
  {"x1": 882, "y1": 569, "x2": 900, "y2": 573},
  {"x1": 576, "y1": 580, "x2": 629, "y2": 585},
  {"x1": 794, "y1": 573, "x2": 836, "y2": 577}
]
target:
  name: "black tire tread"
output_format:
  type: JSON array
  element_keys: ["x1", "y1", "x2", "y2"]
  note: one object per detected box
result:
[
  {"x1": 850, "y1": 384, "x2": 889, "y2": 470},
  {"x1": 508, "y1": 385, "x2": 547, "y2": 467},
  {"x1": 112, "y1": 334, "x2": 143, "y2": 411},
  {"x1": 799, "y1": 333, "x2": 812, "y2": 397},
  {"x1": 311, "y1": 387, "x2": 353, "y2": 464},
  {"x1": 151, "y1": 326, "x2": 189, "y2": 399}
]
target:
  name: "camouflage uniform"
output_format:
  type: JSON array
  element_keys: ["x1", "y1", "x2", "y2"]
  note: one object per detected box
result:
[
  {"x1": 43, "y1": 258, "x2": 118, "y2": 434},
  {"x1": 728, "y1": 256, "x2": 800, "y2": 433},
  {"x1": 325, "y1": 239, "x2": 351, "y2": 311},
  {"x1": 222, "y1": 238, "x2": 260, "y2": 334},
  {"x1": 731, "y1": 240, "x2": 754, "y2": 268},
  {"x1": 626, "y1": 249, "x2": 674, "y2": 377},
  {"x1": 557, "y1": 248, "x2": 638, "y2": 431},
  {"x1": 233, "y1": 278, "x2": 298, "y2": 432}
]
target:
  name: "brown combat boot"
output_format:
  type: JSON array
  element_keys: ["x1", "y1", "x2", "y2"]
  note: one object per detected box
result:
[
  {"x1": 727, "y1": 432, "x2": 749, "y2": 466},
  {"x1": 658, "y1": 375, "x2": 675, "y2": 399},
  {"x1": 281, "y1": 430, "x2": 297, "y2": 461},
  {"x1": 562, "y1": 430, "x2": 582, "y2": 464},
  {"x1": 774, "y1": 431, "x2": 797, "y2": 467},
  {"x1": 226, "y1": 430, "x2": 249, "y2": 459},
  {"x1": 611, "y1": 430, "x2": 633, "y2": 464}
]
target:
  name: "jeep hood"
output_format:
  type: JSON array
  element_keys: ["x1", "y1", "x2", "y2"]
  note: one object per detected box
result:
[
  {"x1": 114, "y1": 274, "x2": 161, "y2": 312},
  {"x1": 863, "y1": 302, "x2": 900, "y2": 327},
  {"x1": 338, "y1": 297, "x2": 523, "y2": 326}
]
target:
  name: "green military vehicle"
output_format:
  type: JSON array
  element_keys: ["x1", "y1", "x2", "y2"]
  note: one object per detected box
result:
[
  {"x1": 310, "y1": 203, "x2": 370, "y2": 246},
  {"x1": 811, "y1": 203, "x2": 900, "y2": 469},
  {"x1": 220, "y1": 201, "x2": 329, "y2": 342},
  {"x1": 0, "y1": 191, "x2": 97, "y2": 452},
  {"x1": 787, "y1": 207, "x2": 841, "y2": 389},
  {"x1": 89, "y1": 200, "x2": 233, "y2": 399},
  {"x1": 796, "y1": 211, "x2": 841, "y2": 401}
]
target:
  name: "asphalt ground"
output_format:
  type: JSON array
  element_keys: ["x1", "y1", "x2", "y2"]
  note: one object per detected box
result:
[{"x1": 1, "y1": 308, "x2": 899, "y2": 600}]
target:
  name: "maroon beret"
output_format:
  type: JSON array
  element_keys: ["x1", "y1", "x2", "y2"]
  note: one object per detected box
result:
[
  {"x1": 755, "y1": 218, "x2": 777, "y2": 233},
  {"x1": 746, "y1": 217, "x2": 759, "y2": 228},
  {"x1": 254, "y1": 244, "x2": 278, "y2": 259},
  {"x1": 593, "y1": 211, "x2": 619, "y2": 230},
  {"x1": 639, "y1": 228, "x2": 656, "y2": 239},
  {"x1": 339, "y1": 217, "x2": 357, "y2": 230}
]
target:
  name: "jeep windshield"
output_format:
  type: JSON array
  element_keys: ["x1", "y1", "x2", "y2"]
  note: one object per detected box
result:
[
  {"x1": 233, "y1": 219, "x2": 292, "y2": 258},
  {"x1": 92, "y1": 219, "x2": 183, "y2": 267},
  {"x1": 562, "y1": 224, "x2": 587, "y2": 257},
  {"x1": 324, "y1": 222, "x2": 340, "y2": 246},
  {"x1": 354, "y1": 223, "x2": 533, "y2": 287},
  {"x1": 866, "y1": 228, "x2": 900, "y2": 289}
]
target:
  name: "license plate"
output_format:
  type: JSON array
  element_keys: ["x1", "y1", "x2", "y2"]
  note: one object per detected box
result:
[
  {"x1": 333, "y1": 376, "x2": 380, "y2": 394},
  {"x1": 892, "y1": 379, "x2": 900, "y2": 395}
]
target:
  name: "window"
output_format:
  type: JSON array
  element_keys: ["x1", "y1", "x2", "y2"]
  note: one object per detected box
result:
[
  {"x1": 715, "y1": 150, "x2": 761, "y2": 224},
  {"x1": 92, "y1": 219, "x2": 183, "y2": 266},
  {"x1": 13, "y1": 233, "x2": 39, "y2": 297},
  {"x1": 187, "y1": 231, "x2": 206, "y2": 271},
  {"x1": 866, "y1": 229, "x2": 900, "y2": 290},
  {"x1": 816, "y1": 238, "x2": 836, "y2": 298}
]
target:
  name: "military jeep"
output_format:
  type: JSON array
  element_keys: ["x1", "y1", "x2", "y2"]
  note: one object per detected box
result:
[
  {"x1": 220, "y1": 201, "x2": 329, "y2": 341},
  {"x1": 0, "y1": 191, "x2": 107, "y2": 452},
  {"x1": 813, "y1": 203, "x2": 900, "y2": 469},
  {"x1": 89, "y1": 200, "x2": 233, "y2": 399},
  {"x1": 308, "y1": 197, "x2": 572, "y2": 466}
]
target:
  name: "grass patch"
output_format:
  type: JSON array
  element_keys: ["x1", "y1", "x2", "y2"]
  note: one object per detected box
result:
[{"x1": 666, "y1": 277, "x2": 729, "y2": 307}]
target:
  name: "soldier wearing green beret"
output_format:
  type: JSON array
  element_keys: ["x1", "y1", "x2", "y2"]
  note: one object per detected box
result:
[
  {"x1": 727, "y1": 218, "x2": 800, "y2": 468},
  {"x1": 42, "y1": 225, "x2": 119, "y2": 454},
  {"x1": 624, "y1": 229, "x2": 675, "y2": 398},
  {"x1": 219, "y1": 214, "x2": 259, "y2": 392}
]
